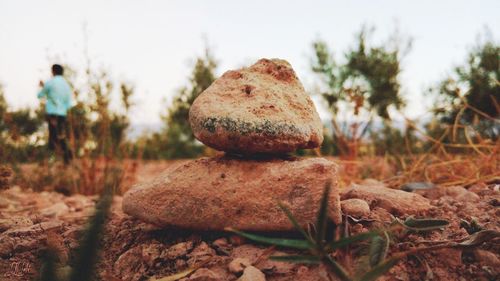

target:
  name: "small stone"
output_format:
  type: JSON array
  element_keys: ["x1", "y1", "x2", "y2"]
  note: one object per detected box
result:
[
  {"x1": 0, "y1": 216, "x2": 33, "y2": 232},
  {"x1": 473, "y1": 250, "x2": 500, "y2": 268},
  {"x1": 341, "y1": 184, "x2": 432, "y2": 216},
  {"x1": 230, "y1": 245, "x2": 295, "y2": 275},
  {"x1": 3, "y1": 221, "x2": 63, "y2": 237},
  {"x1": 165, "y1": 241, "x2": 194, "y2": 260},
  {"x1": 189, "y1": 268, "x2": 221, "y2": 281},
  {"x1": 189, "y1": 58, "x2": 323, "y2": 154},
  {"x1": 113, "y1": 246, "x2": 146, "y2": 280},
  {"x1": 231, "y1": 245, "x2": 264, "y2": 261},
  {"x1": 229, "y1": 258, "x2": 251, "y2": 274},
  {"x1": 40, "y1": 202, "x2": 70, "y2": 218},
  {"x1": 237, "y1": 266, "x2": 266, "y2": 281},
  {"x1": 257, "y1": 252, "x2": 296, "y2": 275},
  {"x1": 187, "y1": 242, "x2": 216, "y2": 266},
  {"x1": 341, "y1": 199, "x2": 370, "y2": 217},
  {"x1": 212, "y1": 238, "x2": 229, "y2": 248},
  {"x1": 141, "y1": 243, "x2": 163, "y2": 267},
  {"x1": 417, "y1": 186, "x2": 480, "y2": 202},
  {"x1": 212, "y1": 238, "x2": 232, "y2": 255},
  {"x1": 123, "y1": 156, "x2": 341, "y2": 231}
]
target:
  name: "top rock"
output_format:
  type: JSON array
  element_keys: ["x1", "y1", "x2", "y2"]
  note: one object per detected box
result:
[{"x1": 189, "y1": 58, "x2": 323, "y2": 154}]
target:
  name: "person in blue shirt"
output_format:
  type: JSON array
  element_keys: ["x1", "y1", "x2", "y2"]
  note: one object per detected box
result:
[{"x1": 37, "y1": 64, "x2": 73, "y2": 164}]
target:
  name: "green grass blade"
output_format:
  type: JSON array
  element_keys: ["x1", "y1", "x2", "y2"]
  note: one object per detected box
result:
[
  {"x1": 327, "y1": 231, "x2": 377, "y2": 251},
  {"x1": 315, "y1": 182, "x2": 331, "y2": 246},
  {"x1": 278, "y1": 202, "x2": 316, "y2": 245},
  {"x1": 226, "y1": 228, "x2": 312, "y2": 250},
  {"x1": 325, "y1": 255, "x2": 352, "y2": 281},
  {"x1": 458, "y1": 229, "x2": 500, "y2": 247},
  {"x1": 37, "y1": 249, "x2": 59, "y2": 281},
  {"x1": 358, "y1": 257, "x2": 399, "y2": 281},
  {"x1": 403, "y1": 217, "x2": 449, "y2": 231},
  {"x1": 269, "y1": 255, "x2": 321, "y2": 264},
  {"x1": 69, "y1": 187, "x2": 113, "y2": 281},
  {"x1": 368, "y1": 233, "x2": 389, "y2": 267}
]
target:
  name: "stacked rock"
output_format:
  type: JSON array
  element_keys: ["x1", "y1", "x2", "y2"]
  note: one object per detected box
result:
[{"x1": 123, "y1": 59, "x2": 341, "y2": 231}]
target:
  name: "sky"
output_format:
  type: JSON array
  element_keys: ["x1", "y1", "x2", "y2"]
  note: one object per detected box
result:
[{"x1": 0, "y1": 0, "x2": 498, "y2": 131}]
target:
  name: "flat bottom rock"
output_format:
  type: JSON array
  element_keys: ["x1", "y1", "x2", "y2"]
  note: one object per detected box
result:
[{"x1": 123, "y1": 156, "x2": 341, "y2": 231}]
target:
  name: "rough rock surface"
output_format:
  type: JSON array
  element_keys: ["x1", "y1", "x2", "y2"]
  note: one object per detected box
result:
[
  {"x1": 416, "y1": 185, "x2": 481, "y2": 202},
  {"x1": 189, "y1": 58, "x2": 323, "y2": 154},
  {"x1": 237, "y1": 266, "x2": 266, "y2": 281},
  {"x1": 230, "y1": 245, "x2": 296, "y2": 275},
  {"x1": 189, "y1": 268, "x2": 221, "y2": 281},
  {"x1": 0, "y1": 216, "x2": 33, "y2": 232},
  {"x1": 341, "y1": 198, "x2": 370, "y2": 217},
  {"x1": 123, "y1": 156, "x2": 341, "y2": 230},
  {"x1": 341, "y1": 182, "x2": 432, "y2": 216},
  {"x1": 228, "y1": 257, "x2": 251, "y2": 274},
  {"x1": 1, "y1": 180, "x2": 499, "y2": 281}
]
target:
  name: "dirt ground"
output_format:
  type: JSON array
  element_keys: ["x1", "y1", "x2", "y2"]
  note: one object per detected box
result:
[{"x1": 0, "y1": 162, "x2": 499, "y2": 281}]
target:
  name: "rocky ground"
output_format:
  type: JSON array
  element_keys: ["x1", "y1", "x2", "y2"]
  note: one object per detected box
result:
[{"x1": 1, "y1": 179, "x2": 499, "y2": 281}]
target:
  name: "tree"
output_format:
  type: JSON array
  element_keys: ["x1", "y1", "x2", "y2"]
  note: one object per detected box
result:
[
  {"x1": 311, "y1": 27, "x2": 410, "y2": 156},
  {"x1": 431, "y1": 38, "x2": 499, "y2": 139},
  {"x1": 0, "y1": 83, "x2": 45, "y2": 162},
  {"x1": 0, "y1": 84, "x2": 7, "y2": 132},
  {"x1": 88, "y1": 71, "x2": 133, "y2": 157},
  {"x1": 56, "y1": 64, "x2": 135, "y2": 158},
  {"x1": 160, "y1": 48, "x2": 218, "y2": 158},
  {"x1": 312, "y1": 27, "x2": 407, "y2": 119}
]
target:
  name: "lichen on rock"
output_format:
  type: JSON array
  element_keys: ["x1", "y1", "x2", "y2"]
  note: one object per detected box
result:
[{"x1": 189, "y1": 58, "x2": 323, "y2": 154}]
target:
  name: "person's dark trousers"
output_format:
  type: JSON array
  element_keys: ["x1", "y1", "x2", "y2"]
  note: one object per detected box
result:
[{"x1": 46, "y1": 114, "x2": 72, "y2": 164}]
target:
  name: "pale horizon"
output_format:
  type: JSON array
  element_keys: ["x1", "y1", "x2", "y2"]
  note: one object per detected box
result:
[{"x1": 1, "y1": 0, "x2": 498, "y2": 130}]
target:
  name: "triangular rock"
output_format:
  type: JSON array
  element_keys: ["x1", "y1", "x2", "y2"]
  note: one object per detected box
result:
[{"x1": 189, "y1": 58, "x2": 323, "y2": 154}]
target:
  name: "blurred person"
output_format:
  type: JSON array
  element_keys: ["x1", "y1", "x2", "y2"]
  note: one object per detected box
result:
[{"x1": 37, "y1": 64, "x2": 73, "y2": 164}]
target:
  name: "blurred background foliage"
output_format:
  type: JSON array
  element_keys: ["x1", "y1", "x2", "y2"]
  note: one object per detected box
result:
[
  {"x1": 0, "y1": 27, "x2": 498, "y2": 168},
  {"x1": 138, "y1": 48, "x2": 218, "y2": 159}
]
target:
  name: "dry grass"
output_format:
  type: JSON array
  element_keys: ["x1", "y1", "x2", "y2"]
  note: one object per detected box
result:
[
  {"x1": 12, "y1": 157, "x2": 139, "y2": 195},
  {"x1": 334, "y1": 151, "x2": 499, "y2": 189},
  {"x1": 333, "y1": 118, "x2": 499, "y2": 189},
  {"x1": 7, "y1": 101, "x2": 500, "y2": 195}
]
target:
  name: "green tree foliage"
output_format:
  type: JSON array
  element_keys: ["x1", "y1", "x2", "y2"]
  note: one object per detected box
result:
[
  {"x1": 431, "y1": 39, "x2": 499, "y2": 138},
  {"x1": 311, "y1": 27, "x2": 410, "y2": 156},
  {"x1": 344, "y1": 31, "x2": 405, "y2": 119},
  {"x1": 0, "y1": 83, "x2": 45, "y2": 162},
  {"x1": 152, "y1": 48, "x2": 217, "y2": 159},
  {"x1": 4, "y1": 108, "x2": 43, "y2": 141},
  {"x1": 312, "y1": 27, "x2": 407, "y2": 119},
  {"x1": 0, "y1": 83, "x2": 44, "y2": 141},
  {"x1": 87, "y1": 71, "x2": 133, "y2": 157},
  {"x1": 0, "y1": 84, "x2": 8, "y2": 132}
]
